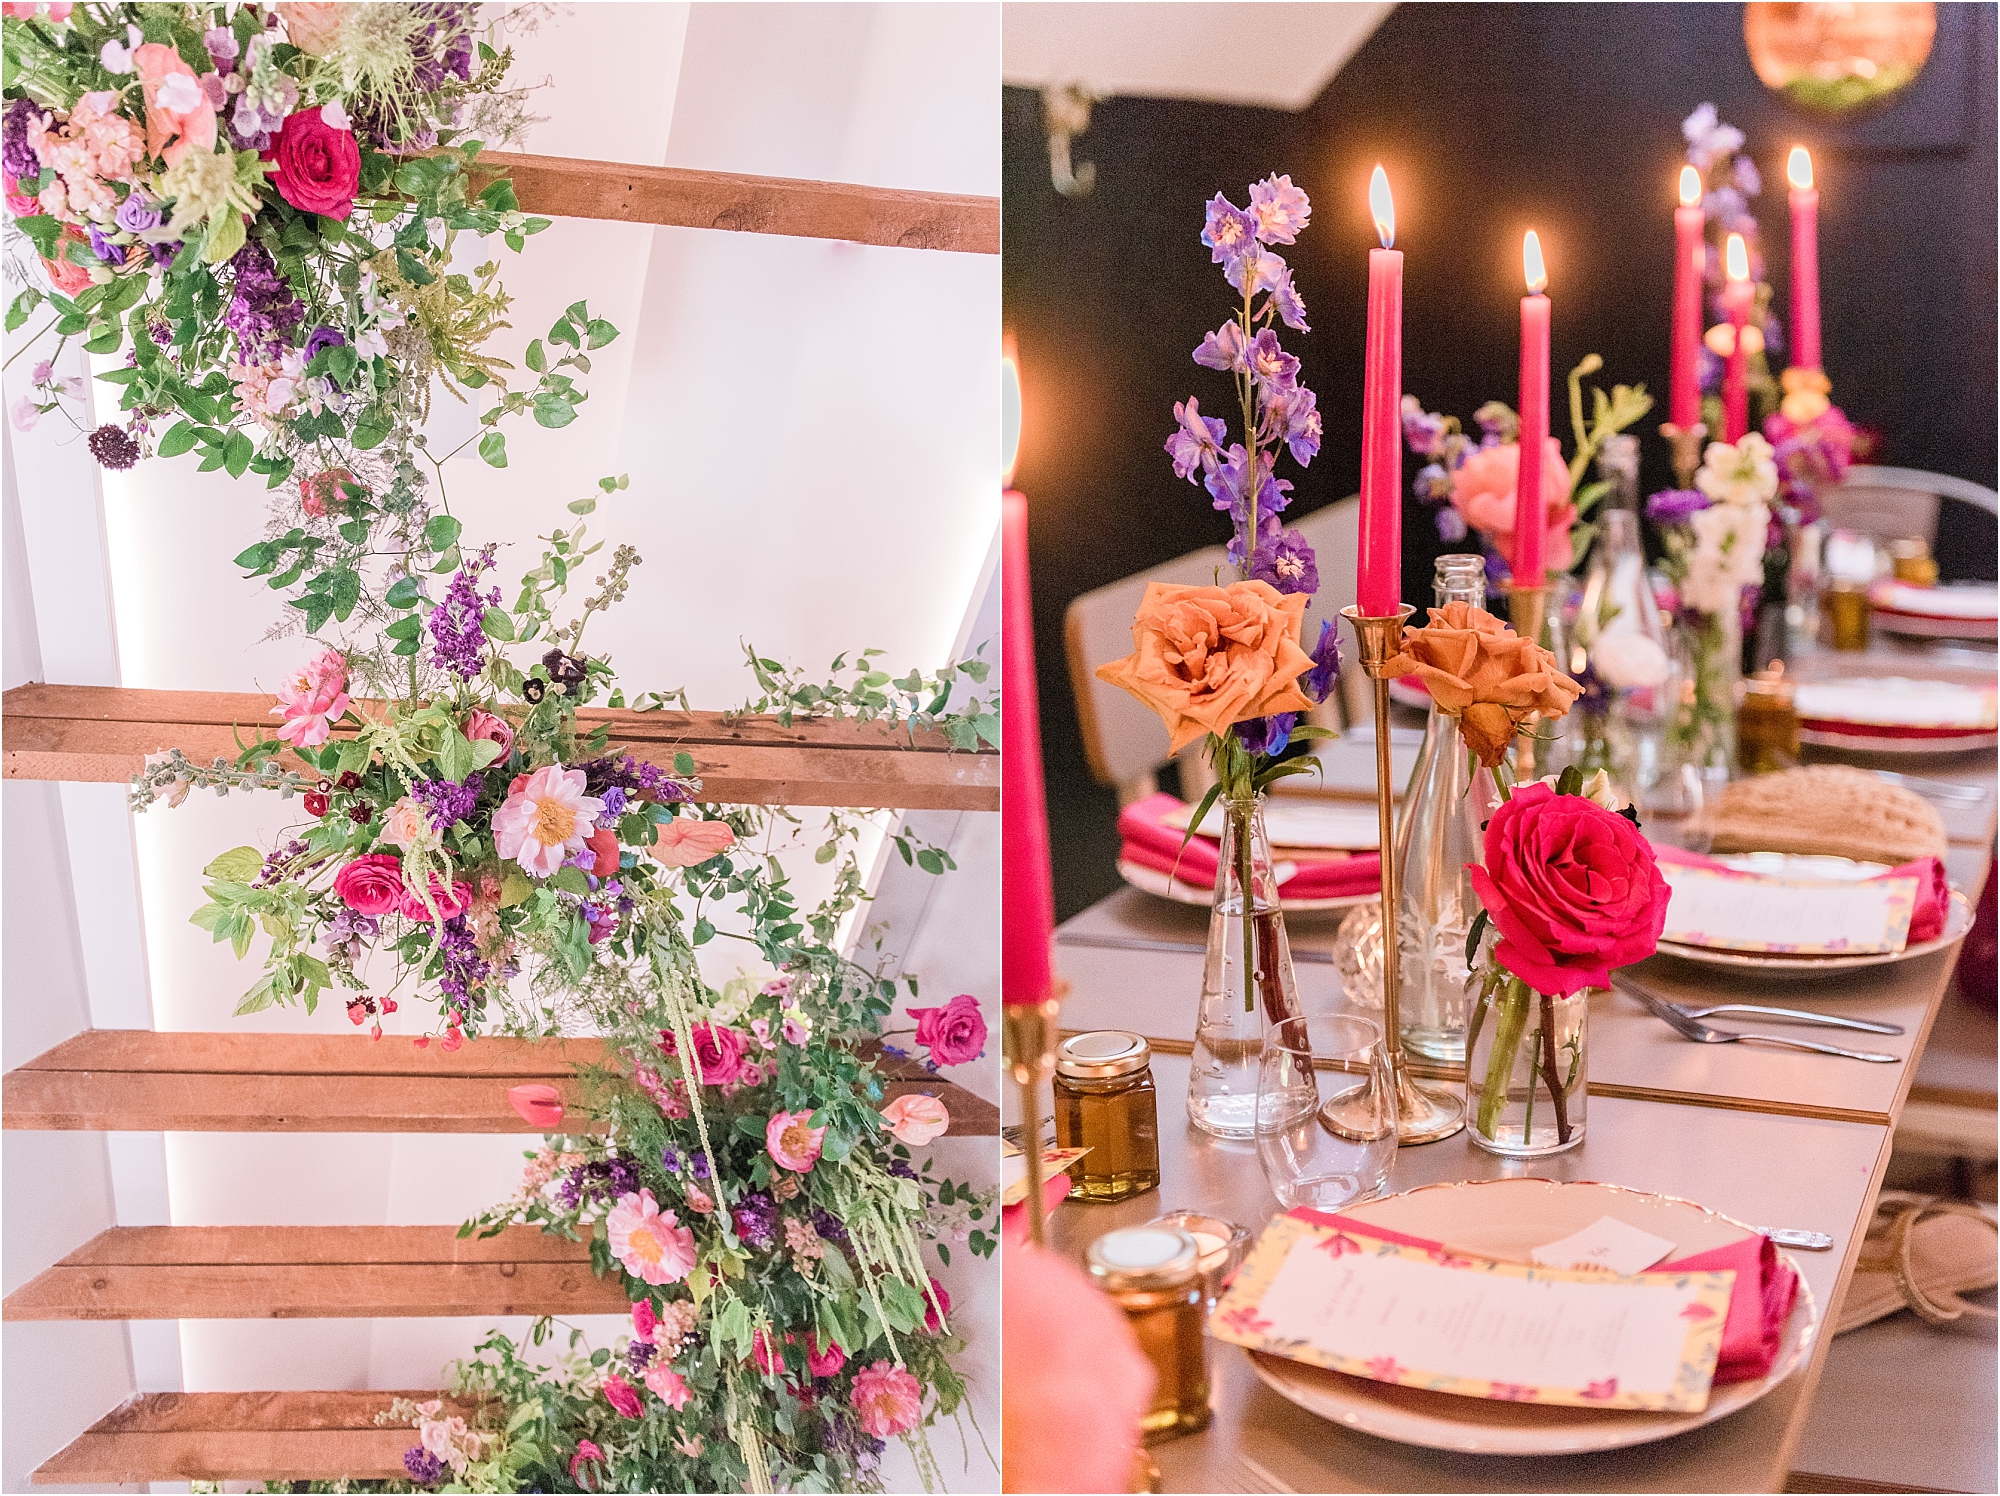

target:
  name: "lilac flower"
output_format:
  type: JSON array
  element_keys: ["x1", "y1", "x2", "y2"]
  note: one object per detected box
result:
[
  {"x1": 1166, "y1": 397, "x2": 1227, "y2": 481},
  {"x1": 304, "y1": 325, "x2": 346, "y2": 363},
  {"x1": 1246, "y1": 329, "x2": 1299, "y2": 397},
  {"x1": 1436, "y1": 507, "x2": 1469, "y2": 543},
  {"x1": 404, "y1": 1447, "x2": 448, "y2": 1485},
  {"x1": 1191, "y1": 320, "x2": 1248, "y2": 373},
  {"x1": 1304, "y1": 619, "x2": 1341, "y2": 702},
  {"x1": 2, "y1": 98, "x2": 42, "y2": 182},
  {"x1": 1266, "y1": 385, "x2": 1321, "y2": 467},
  {"x1": 1247, "y1": 527, "x2": 1318, "y2": 596},
  {"x1": 222, "y1": 242, "x2": 303, "y2": 364},
  {"x1": 1235, "y1": 713, "x2": 1295, "y2": 757},
  {"x1": 1401, "y1": 399, "x2": 1448, "y2": 458},
  {"x1": 732, "y1": 1192, "x2": 778, "y2": 1249},
  {"x1": 1248, "y1": 174, "x2": 1311, "y2": 245},
  {"x1": 1646, "y1": 489, "x2": 1711, "y2": 525},
  {"x1": 414, "y1": 773, "x2": 485, "y2": 832},
  {"x1": 1200, "y1": 194, "x2": 1258, "y2": 271},
  {"x1": 429, "y1": 550, "x2": 499, "y2": 681},
  {"x1": 86, "y1": 226, "x2": 126, "y2": 265},
  {"x1": 115, "y1": 192, "x2": 161, "y2": 234}
]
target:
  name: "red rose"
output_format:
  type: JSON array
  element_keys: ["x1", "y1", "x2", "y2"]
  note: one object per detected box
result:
[
  {"x1": 271, "y1": 106, "x2": 359, "y2": 221},
  {"x1": 1466, "y1": 783, "x2": 1668, "y2": 995},
  {"x1": 587, "y1": 824, "x2": 620, "y2": 878},
  {"x1": 805, "y1": 1332, "x2": 847, "y2": 1377},
  {"x1": 601, "y1": 1373, "x2": 643, "y2": 1420},
  {"x1": 909, "y1": 993, "x2": 987, "y2": 1068},
  {"x1": 333, "y1": 852, "x2": 404, "y2": 916}
]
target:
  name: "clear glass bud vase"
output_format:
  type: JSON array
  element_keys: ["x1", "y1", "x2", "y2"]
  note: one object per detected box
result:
[
  {"x1": 1466, "y1": 978, "x2": 1590, "y2": 1157},
  {"x1": 1190, "y1": 792, "x2": 1300, "y2": 1139},
  {"x1": 1396, "y1": 554, "x2": 1503, "y2": 1063}
]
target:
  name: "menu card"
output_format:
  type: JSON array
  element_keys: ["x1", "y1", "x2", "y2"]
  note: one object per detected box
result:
[
  {"x1": 1661, "y1": 862, "x2": 1918, "y2": 954},
  {"x1": 1208, "y1": 1214, "x2": 1736, "y2": 1411}
]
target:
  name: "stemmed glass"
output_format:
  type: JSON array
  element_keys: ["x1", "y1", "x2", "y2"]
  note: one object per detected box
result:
[{"x1": 1255, "y1": 1012, "x2": 1396, "y2": 1211}]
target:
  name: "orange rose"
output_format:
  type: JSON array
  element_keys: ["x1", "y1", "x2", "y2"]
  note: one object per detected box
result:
[
  {"x1": 1382, "y1": 600, "x2": 1581, "y2": 767},
  {"x1": 1095, "y1": 579, "x2": 1317, "y2": 755}
]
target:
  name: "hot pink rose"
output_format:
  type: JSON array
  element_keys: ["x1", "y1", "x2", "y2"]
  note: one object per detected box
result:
[
  {"x1": 1450, "y1": 438, "x2": 1576, "y2": 574},
  {"x1": 132, "y1": 43, "x2": 215, "y2": 167},
  {"x1": 880, "y1": 1093, "x2": 950, "y2": 1146},
  {"x1": 602, "y1": 1373, "x2": 643, "y2": 1419},
  {"x1": 271, "y1": 106, "x2": 359, "y2": 220},
  {"x1": 923, "y1": 1276, "x2": 952, "y2": 1334},
  {"x1": 398, "y1": 875, "x2": 472, "y2": 924},
  {"x1": 506, "y1": 1083, "x2": 564, "y2": 1130},
  {"x1": 659, "y1": 1022, "x2": 746, "y2": 1088},
  {"x1": 1466, "y1": 781, "x2": 1668, "y2": 995},
  {"x1": 462, "y1": 709, "x2": 515, "y2": 760},
  {"x1": 650, "y1": 817, "x2": 737, "y2": 868},
  {"x1": 909, "y1": 993, "x2": 987, "y2": 1068},
  {"x1": 804, "y1": 1333, "x2": 847, "y2": 1378},
  {"x1": 568, "y1": 1441, "x2": 604, "y2": 1486},
  {"x1": 766, "y1": 1109, "x2": 827, "y2": 1173},
  {"x1": 851, "y1": 1360, "x2": 924, "y2": 1438},
  {"x1": 630, "y1": 1298, "x2": 657, "y2": 1342},
  {"x1": 333, "y1": 853, "x2": 404, "y2": 916},
  {"x1": 748, "y1": 1328, "x2": 785, "y2": 1377},
  {"x1": 645, "y1": 1362, "x2": 692, "y2": 1409},
  {"x1": 272, "y1": 647, "x2": 350, "y2": 748}
]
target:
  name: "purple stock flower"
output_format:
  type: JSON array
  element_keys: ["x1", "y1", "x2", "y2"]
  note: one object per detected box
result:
[
  {"x1": 1247, "y1": 527, "x2": 1319, "y2": 596},
  {"x1": 1200, "y1": 194, "x2": 1258, "y2": 270},
  {"x1": 433, "y1": 915, "x2": 490, "y2": 1011},
  {"x1": 414, "y1": 773, "x2": 485, "y2": 831},
  {"x1": 2, "y1": 98, "x2": 42, "y2": 181},
  {"x1": 1247, "y1": 174, "x2": 1311, "y2": 245},
  {"x1": 429, "y1": 549, "x2": 499, "y2": 681},
  {"x1": 304, "y1": 325, "x2": 346, "y2": 363},
  {"x1": 1646, "y1": 489, "x2": 1711, "y2": 525},
  {"x1": 404, "y1": 1446, "x2": 448, "y2": 1485},
  {"x1": 1235, "y1": 712, "x2": 1296, "y2": 757},
  {"x1": 1304, "y1": 619, "x2": 1341, "y2": 702},
  {"x1": 732, "y1": 1191, "x2": 778, "y2": 1249},
  {"x1": 115, "y1": 192, "x2": 161, "y2": 234},
  {"x1": 222, "y1": 242, "x2": 303, "y2": 364},
  {"x1": 1191, "y1": 320, "x2": 1248, "y2": 373},
  {"x1": 580, "y1": 754, "x2": 692, "y2": 805},
  {"x1": 1246, "y1": 329, "x2": 1299, "y2": 397},
  {"x1": 86, "y1": 226, "x2": 126, "y2": 265},
  {"x1": 1166, "y1": 397, "x2": 1227, "y2": 482}
]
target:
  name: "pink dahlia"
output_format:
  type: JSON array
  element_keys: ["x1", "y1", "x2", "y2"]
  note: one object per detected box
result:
[
  {"x1": 605, "y1": 1188, "x2": 696, "y2": 1286},
  {"x1": 766, "y1": 1110, "x2": 827, "y2": 1173},
  {"x1": 492, "y1": 764, "x2": 604, "y2": 878},
  {"x1": 272, "y1": 648, "x2": 349, "y2": 748},
  {"x1": 851, "y1": 1360, "x2": 924, "y2": 1438}
]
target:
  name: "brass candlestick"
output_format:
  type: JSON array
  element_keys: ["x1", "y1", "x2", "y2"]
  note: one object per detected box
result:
[
  {"x1": 1004, "y1": 991, "x2": 1063, "y2": 1244},
  {"x1": 1340, "y1": 605, "x2": 1464, "y2": 1146},
  {"x1": 1659, "y1": 419, "x2": 1708, "y2": 490},
  {"x1": 1506, "y1": 582, "x2": 1550, "y2": 781}
]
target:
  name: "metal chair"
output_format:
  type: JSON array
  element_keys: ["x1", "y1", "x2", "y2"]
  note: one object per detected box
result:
[{"x1": 1064, "y1": 496, "x2": 1365, "y2": 805}]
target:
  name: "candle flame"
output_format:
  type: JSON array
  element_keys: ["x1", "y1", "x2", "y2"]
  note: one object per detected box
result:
[
  {"x1": 1725, "y1": 232, "x2": 1749, "y2": 283},
  {"x1": 1678, "y1": 165, "x2": 1701, "y2": 208},
  {"x1": 1369, "y1": 166, "x2": 1394, "y2": 249},
  {"x1": 1787, "y1": 146, "x2": 1813, "y2": 191},
  {"x1": 1523, "y1": 230, "x2": 1546, "y2": 294},
  {"x1": 1001, "y1": 345, "x2": 1022, "y2": 487}
]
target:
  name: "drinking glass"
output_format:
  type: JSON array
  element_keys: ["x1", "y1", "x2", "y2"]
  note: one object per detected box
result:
[{"x1": 1255, "y1": 1012, "x2": 1395, "y2": 1211}]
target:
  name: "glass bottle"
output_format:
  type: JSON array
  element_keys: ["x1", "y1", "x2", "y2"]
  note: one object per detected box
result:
[
  {"x1": 1053, "y1": 1031, "x2": 1161, "y2": 1201},
  {"x1": 1189, "y1": 793, "x2": 1299, "y2": 1139},
  {"x1": 1087, "y1": 1227, "x2": 1211, "y2": 1444},
  {"x1": 1393, "y1": 555, "x2": 1502, "y2": 1063},
  {"x1": 1573, "y1": 508, "x2": 1674, "y2": 806}
]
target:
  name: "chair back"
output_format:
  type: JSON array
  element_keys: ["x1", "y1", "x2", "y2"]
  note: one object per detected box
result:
[
  {"x1": 1065, "y1": 497, "x2": 1361, "y2": 796},
  {"x1": 1817, "y1": 465, "x2": 2000, "y2": 547}
]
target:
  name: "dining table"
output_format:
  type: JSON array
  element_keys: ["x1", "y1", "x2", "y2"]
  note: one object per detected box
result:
[{"x1": 1037, "y1": 633, "x2": 1998, "y2": 1494}]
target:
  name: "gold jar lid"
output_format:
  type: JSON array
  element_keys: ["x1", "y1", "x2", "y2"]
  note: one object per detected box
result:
[
  {"x1": 1056, "y1": 1030, "x2": 1151, "y2": 1079},
  {"x1": 1086, "y1": 1227, "x2": 1201, "y2": 1293}
]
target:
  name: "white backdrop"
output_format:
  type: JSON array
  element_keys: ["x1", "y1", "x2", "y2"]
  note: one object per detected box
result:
[{"x1": 2, "y1": 4, "x2": 999, "y2": 1490}]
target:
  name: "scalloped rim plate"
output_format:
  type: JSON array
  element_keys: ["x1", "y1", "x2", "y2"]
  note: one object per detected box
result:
[
  {"x1": 1655, "y1": 888, "x2": 1973, "y2": 974},
  {"x1": 1244, "y1": 1178, "x2": 1819, "y2": 1455}
]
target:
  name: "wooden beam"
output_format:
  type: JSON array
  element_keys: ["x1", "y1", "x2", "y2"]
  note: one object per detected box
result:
[
  {"x1": 472, "y1": 151, "x2": 998, "y2": 255},
  {"x1": 2, "y1": 684, "x2": 998, "y2": 811},
  {"x1": 33, "y1": 1391, "x2": 486, "y2": 1484},
  {"x1": 2, "y1": 1030, "x2": 999, "y2": 1136},
  {"x1": 2, "y1": 1224, "x2": 632, "y2": 1321}
]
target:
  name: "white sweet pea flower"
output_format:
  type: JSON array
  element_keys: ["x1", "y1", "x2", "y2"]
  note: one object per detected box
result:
[
  {"x1": 100, "y1": 24, "x2": 143, "y2": 73},
  {"x1": 155, "y1": 71, "x2": 204, "y2": 114},
  {"x1": 320, "y1": 97, "x2": 351, "y2": 131}
]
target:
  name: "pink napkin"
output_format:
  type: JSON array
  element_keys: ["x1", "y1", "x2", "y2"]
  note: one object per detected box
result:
[
  {"x1": 1652, "y1": 843, "x2": 1951, "y2": 944},
  {"x1": 1117, "y1": 792, "x2": 1381, "y2": 900},
  {"x1": 1289, "y1": 1207, "x2": 1799, "y2": 1386}
]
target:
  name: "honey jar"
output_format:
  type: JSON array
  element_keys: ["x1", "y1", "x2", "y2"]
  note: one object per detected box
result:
[
  {"x1": 1738, "y1": 667, "x2": 1800, "y2": 774},
  {"x1": 1053, "y1": 1031, "x2": 1160, "y2": 1201},
  {"x1": 1087, "y1": 1227, "x2": 1211, "y2": 1443}
]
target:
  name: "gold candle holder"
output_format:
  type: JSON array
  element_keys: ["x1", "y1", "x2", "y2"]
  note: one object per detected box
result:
[
  {"x1": 1659, "y1": 419, "x2": 1708, "y2": 490},
  {"x1": 1340, "y1": 605, "x2": 1465, "y2": 1146},
  {"x1": 1506, "y1": 582, "x2": 1550, "y2": 780},
  {"x1": 1003, "y1": 991, "x2": 1063, "y2": 1245}
]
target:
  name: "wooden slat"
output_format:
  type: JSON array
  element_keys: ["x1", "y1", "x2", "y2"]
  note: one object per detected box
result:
[
  {"x1": 33, "y1": 1390, "x2": 486, "y2": 1484},
  {"x1": 2, "y1": 1225, "x2": 630, "y2": 1320},
  {"x1": 2, "y1": 1030, "x2": 998, "y2": 1135},
  {"x1": 2, "y1": 685, "x2": 997, "y2": 810},
  {"x1": 471, "y1": 151, "x2": 998, "y2": 255}
]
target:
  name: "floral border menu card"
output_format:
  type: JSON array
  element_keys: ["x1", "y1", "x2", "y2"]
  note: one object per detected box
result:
[
  {"x1": 1660, "y1": 863, "x2": 1917, "y2": 954},
  {"x1": 1209, "y1": 1214, "x2": 1737, "y2": 1411}
]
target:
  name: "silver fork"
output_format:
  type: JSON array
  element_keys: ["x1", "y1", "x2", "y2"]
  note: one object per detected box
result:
[
  {"x1": 1874, "y1": 769, "x2": 1987, "y2": 806},
  {"x1": 1674, "y1": 1002, "x2": 1903, "y2": 1035},
  {"x1": 1618, "y1": 980, "x2": 1901, "y2": 1062}
]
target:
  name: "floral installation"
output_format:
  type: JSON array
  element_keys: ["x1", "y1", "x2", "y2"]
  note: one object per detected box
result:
[
  {"x1": 1403, "y1": 354, "x2": 1651, "y2": 590},
  {"x1": 1462, "y1": 766, "x2": 1668, "y2": 1148},
  {"x1": 1645, "y1": 432, "x2": 1779, "y2": 760},
  {"x1": 2, "y1": 2, "x2": 616, "y2": 629}
]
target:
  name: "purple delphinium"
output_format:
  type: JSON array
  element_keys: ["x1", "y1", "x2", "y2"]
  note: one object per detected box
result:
[
  {"x1": 1191, "y1": 321, "x2": 1248, "y2": 375},
  {"x1": 304, "y1": 325, "x2": 346, "y2": 363},
  {"x1": 1247, "y1": 527, "x2": 1318, "y2": 596},
  {"x1": 222, "y1": 242, "x2": 303, "y2": 364},
  {"x1": 1234, "y1": 713, "x2": 1296, "y2": 758},
  {"x1": 429, "y1": 549, "x2": 500, "y2": 681},
  {"x1": 1402, "y1": 402, "x2": 1448, "y2": 458},
  {"x1": 1246, "y1": 329, "x2": 1299, "y2": 397},
  {"x1": 1304, "y1": 619, "x2": 1341, "y2": 703},
  {"x1": 414, "y1": 773, "x2": 484, "y2": 832},
  {"x1": 404, "y1": 1446, "x2": 448, "y2": 1485},
  {"x1": 732, "y1": 1191, "x2": 778, "y2": 1249},
  {"x1": 1436, "y1": 506, "x2": 1469, "y2": 543},
  {"x1": 433, "y1": 915, "x2": 490, "y2": 1011},
  {"x1": 1266, "y1": 384, "x2": 1321, "y2": 468},
  {"x1": 1413, "y1": 462, "x2": 1453, "y2": 503},
  {"x1": 1166, "y1": 397, "x2": 1227, "y2": 481},
  {"x1": 1247, "y1": 173, "x2": 1311, "y2": 245},
  {"x1": 1646, "y1": 489, "x2": 1711, "y2": 526},
  {"x1": 1204, "y1": 444, "x2": 1292, "y2": 524},
  {"x1": 1200, "y1": 194, "x2": 1258, "y2": 272},
  {"x1": 2, "y1": 98, "x2": 41, "y2": 181}
]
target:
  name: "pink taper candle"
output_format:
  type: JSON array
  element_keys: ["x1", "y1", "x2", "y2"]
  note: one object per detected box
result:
[
  {"x1": 1722, "y1": 232, "x2": 1751, "y2": 442},
  {"x1": 1358, "y1": 166, "x2": 1403, "y2": 616},
  {"x1": 1514, "y1": 231, "x2": 1550, "y2": 585},
  {"x1": 1671, "y1": 166, "x2": 1705, "y2": 429},
  {"x1": 1787, "y1": 147, "x2": 1821, "y2": 372},
  {"x1": 1001, "y1": 490, "x2": 1056, "y2": 1007}
]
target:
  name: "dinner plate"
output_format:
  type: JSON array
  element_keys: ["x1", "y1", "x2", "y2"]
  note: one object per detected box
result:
[
  {"x1": 1869, "y1": 582, "x2": 2000, "y2": 641},
  {"x1": 1654, "y1": 887, "x2": 1973, "y2": 975},
  {"x1": 1795, "y1": 677, "x2": 1999, "y2": 755},
  {"x1": 1245, "y1": 1177, "x2": 1819, "y2": 1456},
  {"x1": 1115, "y1": 858, "x2": 1375, "y2": 914},
  {"x1": 1164, "y1": 798, "x2": 1382, "y2": 851}
]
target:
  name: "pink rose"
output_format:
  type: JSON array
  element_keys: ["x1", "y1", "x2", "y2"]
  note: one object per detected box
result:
[
  {"x1": 462, "y1": 709, "x2": 515, "y2": 760},
  {"x1": 1450, "y1": 438, "x2": 1576, "y2": 574},
  {"x1": 602, "y1": 1373, "x2": 643, "y2": 1420},
  {"x1": 630, "y1": 1298, "x2": 657, "y2": 1342},
  {"x1": 748, "y1": 1328, "x2": 785, "y2": 1377},
  {"x1": 880, "y1": 1093, "x2": 950, "y2": 1146},
  {"x1": 923, "y1": 1276, "x2": 952, "y2": 1334},
  {"x1": 276, "y1": 1, "x2": 347, "y2": 54},
  {"x1": 272, "y1": 647, "x2": 349, "y2": 748},
  {"x1": 650, "y1": 817, "x2": 736, "y2": 868},
  {"x1": 568, "y1": 1441, "x2": 604, "y2": 1486},
  {"x1": 909, "y1": 993, "x2": 987, "y2": 1068},
  {"x1": 333, "y1": 853, "x2": 404, "y2": 916},
  {"x1": 378, "y1": 797, "x2": 434, "y2": 851},
  {"x1": 506, "y1": 1084, "x2": 564, "y2": 1130},
  {"x1": 606, "y1": 1189, "x2": 697, "y2": 1286},
  {"x1": 659, "y1": 1022, "x2": 746, "y2": 1088},
  {"x1": 300, "y1": 467, "x2": 361, "y2": 518},
  {"x1": 850, "y1": 1360, "x2": 924, "y2": 1438},
  {"x1": 805, "y1": 1333, "x2": 846, "y2": 1378},
  {"x1": 1466, "y1": 782, "x2": 1668, "y2": 995},
  {"x1": 645, "y1": 1362, "x2": 692, "y2": 1409},
  {"x1": 132, "y1": 43, "x2": 215, "y2": 167},
  {"x1": 40, "y1": 236, "x2": 90, "y2": 296},
  {"x1": 398, "y1": 875, "x2": 472, "y2": 924},
  {"x1": 766, "y1": 1109, "x2": 827, "y2": 1173},
  {"x1": 271, "y1": 106, "x2": 359, "y2": 220}
]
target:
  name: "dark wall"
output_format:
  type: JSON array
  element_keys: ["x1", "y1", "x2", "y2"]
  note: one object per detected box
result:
[{"x1": 1005, "y1": 2, "x2": 1999, "y2": 922}]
